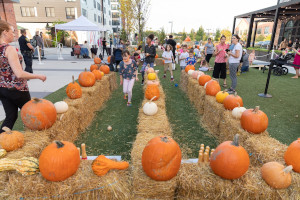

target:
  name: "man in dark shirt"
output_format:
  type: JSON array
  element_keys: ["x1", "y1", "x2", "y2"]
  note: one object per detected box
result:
[
  {"x1": 167, "y1": 35, "x2": 176, "y2": 59},
  {"x1": 141, "y1": 34, "x2": 156, "y2": 85},
  {"x1": 18, "y1": 29, "x2": 34, "y2": 73}
]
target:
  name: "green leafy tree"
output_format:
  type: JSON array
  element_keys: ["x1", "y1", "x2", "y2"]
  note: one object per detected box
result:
[
  {"x1": 264, "y1": 34, "x2": 272, "y2": 41},
  {"x1": 215, "y1": 29, "x2": 221, "y2": 41},
  {"x1": 195, "y1": 26, "x2": 205, "y2": 41},
  {"x1": 190, "y1": 28, "x2": 195, "y2": 41},
  {"x1": 220, "y1": 28, "x2": 232, "y2": 42},
  {"x1": 158, "y1": 28, "x2": 166, "y2": 45},
  {"x1": 256, "y1": 34, "x2": 265, "y2": 42},
  {"x1": 120, "y1": 28, "x2": 127, "y2": 41},
  {"x1": 48, "y1": 20, "x2": 69, "y2": 46}
]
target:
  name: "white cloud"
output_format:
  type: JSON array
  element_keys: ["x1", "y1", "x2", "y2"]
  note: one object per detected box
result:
[{"x1": 146, "y1": 0, "x2": 277, "y2": 33}]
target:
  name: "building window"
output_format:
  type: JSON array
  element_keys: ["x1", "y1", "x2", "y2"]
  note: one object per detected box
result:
[
  {"x1": 94, "y1": 14, "x2": 97, "y2": 22},
  {"x1": 45, "y1": 7, "x2": 55, "y2": 17},
  {"x1": 104, "y1": 7, "x2": 106, "y2": 14},
  {"x1": 66, "y1": 7, "x2": 76, "y2": 19},
  {"x1": 104, "y1": 18, "x2": 106, "y2": 25},
  {"x1": 257, "y1": 28, "x2": 262, "y2": 34},
  {"x1": 109, "y1": 11, "x2": 111, "y2": 16},
  {"x1": 82, "y1": 8, "x2": 87, "y2": 17},
  {"x1": 20, "y1": 7, "x2": 36, "y2": 17},
  {"x1": 264, "y1": 27, "x2": 269, "y2": 35},
  {"x1": 93, "y1": 0, "x2": 96, "y2": 8},
  {"x1": 97, "y1": 2, "x2": 100, "y2": 11},
  {"x1": 111, "y1": 4, "x2": 118, "y2": 10},
  {"x1": 112, "y1": 20, "x2": 120, "y2": 26},
  {"x1": 98, "y1": 15, "x2": 101, "y2": 23},
  {"x1": 112, "y1": 12, "x2": 119, "y2": 18}
]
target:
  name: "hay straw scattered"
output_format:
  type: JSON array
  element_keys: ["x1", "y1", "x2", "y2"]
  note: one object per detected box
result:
[
  {"x1": 202, "y1": 95, "x2": 225, "y2": 136},
  {"x1": 5, "y1": 160, "x2": 131, "y2": 200}
]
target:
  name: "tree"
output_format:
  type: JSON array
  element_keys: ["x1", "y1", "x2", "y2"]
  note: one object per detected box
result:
[
  {"x1": 181, "y1": 32, "x2": 187, "y2": 42},
  {"x1": 120, "y1": 0, "x2": 135, "y2": 38},
  {"x1": 48, "y1": 20, "x2": 69, "y2": 46},
  {"x1": 190, "y1": 28, "x2": 195, "y2": 41},
  {"x1": 120, "y1": 28, "x2": 127, "y2": 41},
  {"x1": 256, "y1": 34, "x2": 265, "y2": 42},
  {"x1": 220, "y1": 28, "x2": 232, "y2": 42},
  {"x1": 158, "y1": 28, "x2": 166, "y2": 45},
  {"x1": 264, "y1": 34, "x2": 272, "y2": 41},
  {"x1": 215, "y1": 29, "x2": 221, "y2": 41},
  {"x1": 132, "y1": 0, "x2": 151, "y2": 43},
  {"x1": 195, "y1": 26, "x2": 205, "y2": 41}
]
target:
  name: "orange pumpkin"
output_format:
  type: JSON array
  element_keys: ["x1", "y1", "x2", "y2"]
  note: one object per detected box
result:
[
  {"x1": 142, "y1": 136, "x2": 182, "y2": 181},
  {"x1": 185, "y1": 36, "x2": 191, "y2": 42},
  {"x1": 0, "y1": 127, "x2": 24, "y2": 152},
  {"x1": 66, "y1": 75, "x2": 82, "y2": 99},
  {"x1": 39, "y1": 141, "x2": 80, "y2": 182},
  {"x1": 185, "y1": 65, "x2": 195, "y2": 73},
  {"x1": 79, "y1": 68, "x2": 96, "y2": 87},
  {"x1": 206, "y1": 80, "x2": 221, "y2": 96},
  {"x1": 92, "y1": 69, "x2": 103, "y2": 80},
  {"x1": 163, "y1": 60, "x2": 165, "y2": 64},
  {"x1": 145, "y1": 85, "x2": 160, "y2": 101},
  {"x1": 241, "y1": 106, "x2": 268, "y2": 134},
  {"x1": 21, "y1": 98, "x2": 57, "y2": 130},
  {"x1": 155, "y1": 54, "x2": 158, "y2": 58},
  {"x1": 94, "y1": 57, "x2": 101, "y2": 64},
  {"x1": 90, "y1": 64, "x2": 98, "y2": 72},
  {"x1": 284, "y1": 138, "x2": 300, "y2": 173},
  {"x1": 210, "y1": 134, "x2": 250, "y2": 180},
  {"x1": 107, "y1": 56, "x2": 111, "y2": 63},
  {"x1": 223, "y1": 92, "x2": 243, "y2": 110},
  {"x1": 92, "y1": 155, "x2": 129, "y2": 176},
  {"x1": 198, "y1": 74, "x2": 212, "y2": 86},
  {"x1": 176, "y1": 44, "x2": 180, "y2": 49},
  {"x1": 100, "y1": 65, "x2": 110, "y2": 74}
]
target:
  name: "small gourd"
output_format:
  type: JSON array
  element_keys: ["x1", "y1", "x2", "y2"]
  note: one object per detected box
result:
[
  {"x1": 143, "y1": 96, "x2": 158, "y2": 116},
  {"x1": 54, "y1": 101, "x2": 68, "y2": 114},
  {"x1": 216, "y1": 90, "x2": 229, "y2": 104},
  {"x1": 0, "y1": 157, "x2": 39, "y2": 176},
  {"x1": 92, "y1": 155, "x2": 129, "y2": 176},
  {"x1": 148, "y1": 73, "x2": 156, "y2": 80},
  {"x1": 188, "y1": 70, "x2": 194, "y2": 76},
  {"x1": 261, "y1": 162, "x2": 293, "y2": 189}
]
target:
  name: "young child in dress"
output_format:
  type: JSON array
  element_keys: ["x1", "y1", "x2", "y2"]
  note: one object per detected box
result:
[
  {"x1": 199, "y1": 60, "x2": 210, "y2": 71},
  {"x1": 179, "y1": 45, "x2": 189, "y2": 70},
  {"x1": 119, "y1": 50, "x2": 139, "y2": 106},
  {"x1": 249, "y1": 50, "x2": 256, "y2": 66},
  {"x1": 162, "y1": 44, "x2": 175, "y2": 81},
  {"x1": 186, "y1": 49, "x2": 197, "y2": 66}
]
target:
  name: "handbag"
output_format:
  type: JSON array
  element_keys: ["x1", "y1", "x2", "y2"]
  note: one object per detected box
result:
[{"x1": 172, "y1": 62, "x2": 176, "y2": 71}]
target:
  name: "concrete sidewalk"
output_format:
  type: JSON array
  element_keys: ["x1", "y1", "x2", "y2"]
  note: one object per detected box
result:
[{"x1": 0, "y1": 53, "x2": 109, "y2": 121}]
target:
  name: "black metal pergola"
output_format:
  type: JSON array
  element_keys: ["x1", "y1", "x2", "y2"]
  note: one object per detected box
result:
[{"x1": 233, "y1": 0, "x2": 300, "y2": 51}]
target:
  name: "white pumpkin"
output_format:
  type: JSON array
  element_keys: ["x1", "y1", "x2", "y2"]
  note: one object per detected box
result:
[
  {"x1": 143, "y1": 96, "x2": 158, "y2": 116},
  {"x1": 54, "y1": 101, "x2": 68, "y2": 114},
  {"x1": 232, "y1": 106, "x2": 247, "y2": 119},
  {"x1": 188, "y1": 70, "x2": 195, "y2": 76},
  {"x1": 197, "y1": 74, "x2": 201, "y2": 80}
]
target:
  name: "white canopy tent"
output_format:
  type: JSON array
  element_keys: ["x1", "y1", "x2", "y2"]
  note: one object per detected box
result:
[{"x1": 54, "y1": 16, "x2": 106, "y2": 49}]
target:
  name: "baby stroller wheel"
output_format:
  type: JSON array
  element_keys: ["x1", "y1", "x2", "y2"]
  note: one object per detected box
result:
[
  {"x1": 282, "y1": 67, "x2": 288, "y2": 75},
  {"x1": 273, "y1": 67, "x2": 283, "y2": 76}
]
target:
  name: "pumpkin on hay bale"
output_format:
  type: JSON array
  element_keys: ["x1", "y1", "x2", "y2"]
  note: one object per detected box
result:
[
  {"x1": 92, "y1": 69, "x2": 103, "y2": 80},
  {"x1": 223, "y1": 92, "x2": 243, "y2": 110},
  {"x1": 241, "y1": 106, "x2": 268, "y2": 134},
  {"x1": 145, "y1": 85, "x2": 160, "y2": 101},
  {"x1": 284, "y1": 138, "x2": 300, "y2": 173},
  {"x1": 66, "y1": 76, "x2": 82, "y2": 99},
  {"x1": 94, "y1": 57, "x2": 101, "y2": 64},
  {"x1": 90, "y1": 64, "x2": 98, "y2": 72},
  {"x1": 185, "y1": 65, "x2": 195, "y2": 73},
  {"x1": 0, "y1": 127, "x2": 24, "y2": 152},
  {"x1": 100, "y1": 65, "x2": 110, "y2": 74},
  {"x1": 4, "y1": 160, "x2": 131, "y2": 200},
  {"x1": 205, "y1": 80, "x2": 221, "y2": 96},
  {"x1": 79, "y1": 69, "x2": 96, "y2": 87}
]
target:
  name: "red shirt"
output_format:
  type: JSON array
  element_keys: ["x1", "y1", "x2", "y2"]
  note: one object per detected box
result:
[
  {"x1": 0, "y1": 44, "x2": 29, "y2": 91},
  {"x1": 215, "y1": 43, "x2": 229, "y2": 63}
]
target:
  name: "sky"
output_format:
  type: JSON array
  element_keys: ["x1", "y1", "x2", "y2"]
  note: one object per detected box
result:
[{"x1": 147, "y1": 0, "x2": 278, "y2": 33}]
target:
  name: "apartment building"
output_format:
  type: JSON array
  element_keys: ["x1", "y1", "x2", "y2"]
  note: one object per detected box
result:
[
  {"x1": 111, "y1": 0, "x2": 121, "y2": 34},
  {"x1": 0, "y1": 0, "x2": 19, "y2": 36}
]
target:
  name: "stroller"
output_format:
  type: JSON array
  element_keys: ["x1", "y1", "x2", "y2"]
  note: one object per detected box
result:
[{"x1": 272, "y1": 52, "x2": 294, "y2": 76}]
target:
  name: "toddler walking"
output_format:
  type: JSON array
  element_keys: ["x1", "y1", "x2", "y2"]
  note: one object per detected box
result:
[{"x1": 162, "y1": 44, "x2": 175, "y2": 81}]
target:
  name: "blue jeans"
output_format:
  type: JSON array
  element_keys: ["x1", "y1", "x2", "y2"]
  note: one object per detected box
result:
[
  {"x1": 241, "y1": 65, "x2": 249, "y2": 72},
  {"x1": 141, "y1": 62, "x2": 154, "y2": 83}
]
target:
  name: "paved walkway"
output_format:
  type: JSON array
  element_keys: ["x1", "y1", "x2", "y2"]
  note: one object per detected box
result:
[{"x1": 0, "y1": 48, "x2": 109, "y2": 121}]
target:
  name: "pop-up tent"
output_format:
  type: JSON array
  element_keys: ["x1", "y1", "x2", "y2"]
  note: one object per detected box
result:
[{"x1": 55, "y1": 16, "x2": 106, "y2": 46}]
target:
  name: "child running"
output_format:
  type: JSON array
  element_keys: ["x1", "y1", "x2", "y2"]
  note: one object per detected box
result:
[
  {"x1": 186, "y1": 49, "x2": 197, "y2": 66},
  {"x1": 162, "y1": 44, "x2": 175, "y2": 81},
  {"x1": 179, "y1": 45, "x2": 189, "y2": 70},
  {"x1": 119, "y1": 50, "x2": 139, "y2": 107},
  {"x1": 141, "y1": 34, "x2": 156, "y2": 85}
]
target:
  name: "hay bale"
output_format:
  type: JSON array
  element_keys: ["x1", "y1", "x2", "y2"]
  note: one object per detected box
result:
[
  {"x1": 244, "y1": 135, "x2": 287, "y2": 165},
  {"x1": 155, "y1": 58, "x2": 164, "y2": 66},
  {"x1": 108, "y1": 72, "x2": 118, "y2": 92},
  {"x1": 5, "y1": 160, "x2": 131, "y2": 200},
  {"x1": 131, "y1": 165, "x2": 177, "y2": 200},
  {"x1": 180, "y1": 70, "x2": 189, "y2": 92},
  {"x1": 176, "y1": 163, "x2": 299, "y2": 200},
  {"x1": 202, "y1": 95, "x2": 225, "y2": 136},
  {"x1": 187, "y1": 77, "x2": 205, "y2": 115}
]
